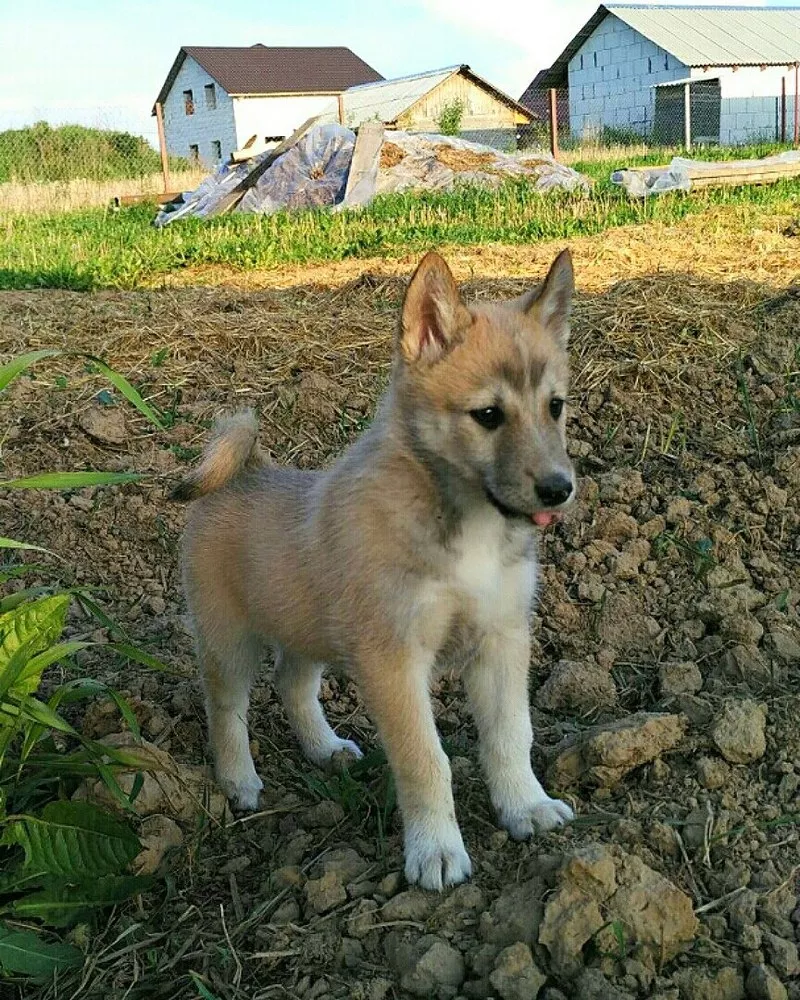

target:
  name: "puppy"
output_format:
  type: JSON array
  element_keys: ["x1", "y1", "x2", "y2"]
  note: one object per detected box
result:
[{"x1": 173, "y1": 249, "x2": 576, "y2": 889}]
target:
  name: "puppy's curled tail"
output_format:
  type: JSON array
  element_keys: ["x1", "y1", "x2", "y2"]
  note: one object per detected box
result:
[{"x1": 170, "y1": 409, "x2": 262, "y2": 502}]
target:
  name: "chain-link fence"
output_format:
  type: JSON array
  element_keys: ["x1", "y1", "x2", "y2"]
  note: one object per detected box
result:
[
  {"x1": 0, "y1": 111, "x2": 206, "y2": 215},
  {"x1": 533, "y1": 85, "x2": 800, "y2": 156},
  {"x1": 3, "y1": 76, "x2": 799, "y2": 215}
]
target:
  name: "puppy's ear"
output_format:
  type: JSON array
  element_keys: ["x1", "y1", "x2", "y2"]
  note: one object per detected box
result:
[
  {"x1": 399, "y1": 251, "x2": 471, "y2": 363},
  {"x1": 515, "y1": 248, "x2": 574, "y2": 348}
]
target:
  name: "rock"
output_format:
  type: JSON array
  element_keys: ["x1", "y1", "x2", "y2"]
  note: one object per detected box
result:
[
  {"x1": 575, "y1": 968, "x2": 634, "y2": 999},
  {"x1": 479, "y1": 878, "x2": 546, "y2": 947},
  {"x1": 381, "y1": 889, "x2": 436, "y2": 923},
  {"x1": 597, "y1": 593, "x2": 660, "y2": 655},
  {"x1": 549, "y1": 713, "x2": 687, "y2": 790},
  {"x1": 722, "y1": 645, "x2": 771, "y2": 686},
  {"x1": 768, "y1": 629, "x2": 800, "y2": 664},
  {"x1": 762, "y1": 933, "x2": 799, "y2": 978},
  {"x1": 272, "y1": 899, "x2": 301, "y2": 925},
  {"x1": 489, "y1": 943, "x2": 547, "y2": 1000},
  {"x1": 746, "y1": 965, "x2": 788, "y2": 1000},
  {"x1": 316, "y1": 847, "x2": 370, "y2": 883},
  {"x1": 696, "y1": 756, "x2": 730, "y2": 790},
  {"x1": 378, "y1": 871, "x2": 402, "y2": 897},
  {"x1": 614, "y1": 540, "x2": 651, "y2": 581},
  {"x1": 674, "y1": 967, "x2": 745, "y2": 1000},
  {"x1": 659, "y1": 662, "x2": 703, "y2": 697},
  {"x1": 134, "y1": 815, "x2": 183, "y2": 875},
  {"x1": 598, "y1": 470, "x2": 644, "y2": 504},
  {"x1": 432, "y1": 884, "x2": 485, "y2": 931},
  {"x1": 538, "y1": 844, "x2": 697, "y2": 977},
  {"x1": 391, "y1": 935, "x2": 465, "y2": 997},
  {"x1": 305, "y1": 871, "x2": 347, "y2": 915},
  {"x1": 339, "y1": 937, "x2": 364, "y2": 969},
  {"x1": 593, "y1": 509, "x2": 639, "y2": 545},
  {"x1": 536, "y1": 659, "x2": 618, "y2": 714},
  {"x1": 348, "y1": 899, "x2": 379, "y2": 938},
  {"x1": 666, "y1": 497, "x2": 693, "y2": 524},
  {"x1": 729, "y1": 890, "x2": 759, "y2": 931},
  {"x1": 271, "y1": 866, "x2": 303, "y2": 890},
  {"x1": 681, "y1": 804, "x2": 713, "y2": 852},
  {"x1": 72, "y1": 733, "x2": 230, "y2": 823},
  {"x1": 303, "y1": 800, "x2": 346, "y2": 828},
  {"x1": 711, "y1": 700, "x2": 767, "y2": 764},
  {"x1": 78, "y1": 404, "x2": 127, "y2": 445}
]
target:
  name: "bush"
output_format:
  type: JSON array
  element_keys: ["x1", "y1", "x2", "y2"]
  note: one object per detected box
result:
[
  {"x1": 436, "y1": 100, "x2": 465, "y2": 137},
  {"x1": 0, "y1": 122, "x2": 189, "y2": 183}
]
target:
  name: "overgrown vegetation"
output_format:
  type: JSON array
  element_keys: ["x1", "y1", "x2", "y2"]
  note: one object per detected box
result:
[
  {"x1": 0, "y1": 352, "x2": 167, "y2": 984},
  {"x1": 435, "y1": 99, "x2": 465, "y2": 137},
  {"x1": 0, "y1": 122, "x2": 188, "y2": 183}
]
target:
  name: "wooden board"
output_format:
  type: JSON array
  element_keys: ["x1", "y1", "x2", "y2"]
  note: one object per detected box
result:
[
  {"x1": 342, "y1": 121, "x2": 384, "y2": 208},
  {"x1": 113, "y1": 191, "x2": 185, "y2": 207},
  {"x1": 626, "y1": 158, "x2": 800, "y2": 190},
  {"x1": 206, "y1": 115, "x2": 321, "y2": 218}
]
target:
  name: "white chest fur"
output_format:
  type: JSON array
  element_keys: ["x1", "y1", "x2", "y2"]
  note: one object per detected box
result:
[{"x1": 448, "y1": 511, "x2": 536, "y2": 628}]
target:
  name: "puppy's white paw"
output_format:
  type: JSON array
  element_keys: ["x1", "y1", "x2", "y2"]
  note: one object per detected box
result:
[
  {"x1": 404, "y1": 817, "x2": 472, "y2": 891},
  {"x1": 218, "y1": 770, "x2": 264, "y2": 812},
  {"x1": 501, "y1": 796, "x2": 575, "y2": 841},
  {"x1": 307, "y1": 734, "x2": 364, "y2": 768}
]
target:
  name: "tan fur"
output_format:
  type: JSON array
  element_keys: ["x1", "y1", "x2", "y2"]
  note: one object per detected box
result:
[
  {"x1": 174, "y1": 249, "x2": 577, "y2": 890},
  {"x1": 169, "y1": 410, "x2": 262, "y2": 502}
]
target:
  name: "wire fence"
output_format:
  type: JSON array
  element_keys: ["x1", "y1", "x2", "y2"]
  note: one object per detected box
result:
[
  {"x1": 2, "y1": 79, "x2": 799, "y2": 215},
  {"x1": 538, "y1": 86, "x2": 800, "y2": 155}
]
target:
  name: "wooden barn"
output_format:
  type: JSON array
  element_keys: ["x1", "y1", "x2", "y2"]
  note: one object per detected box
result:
[{"x1": 320, "y1": 65, "x2": 534, "y2": 150}]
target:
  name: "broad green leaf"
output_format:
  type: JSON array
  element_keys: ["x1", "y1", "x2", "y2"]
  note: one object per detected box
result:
[
  {"x1": 0, "y1": 471, "x2": 141, "y2": 490},
  {"x1": 0, "y1": 924, "x2": 83, "y2": 978},
  {"x1": 2, "y1": 801, "x2": 141, "y2": 877},
  {"x1": 10, "y1": 874, "x2": 152, "y2": 928},
  {"x1": 0, "y1": 587, "x2": 51, "y2": 613},
  {"x1": 0, "y1": 350, "x2": 62, "y2": 393},
  {"x1": 0, "y1": 594, "x2": 70, "y2": 701},
  {"x1": 84, "y1": 356, "x2": 165, "y2": 430},
  {"x1": 0, "y1": 537, "x2": 62, "y2": 560}
]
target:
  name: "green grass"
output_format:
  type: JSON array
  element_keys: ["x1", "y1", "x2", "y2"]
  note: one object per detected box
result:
[{"x1": 2, "y1": 146, "x2": 799, "y2": 291}]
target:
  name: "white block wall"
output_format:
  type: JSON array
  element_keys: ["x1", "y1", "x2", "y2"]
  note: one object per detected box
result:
[
  {"x1": 568, "y1": 13, "x2": 688, "y2": 138},
  {"x1": 162, "y1": 56, "x2": 238, "y2": 166},
  {"x1": 713, "y1": 67, "x2": 798, "y2": 144},
  {"x1": 232, "y1": 95, "x2": 337, "y2": 148}
]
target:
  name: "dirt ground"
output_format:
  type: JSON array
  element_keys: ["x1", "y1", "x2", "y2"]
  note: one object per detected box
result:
[{"x1": 1, "y1": 214, "x2": 799, "y2": 999}]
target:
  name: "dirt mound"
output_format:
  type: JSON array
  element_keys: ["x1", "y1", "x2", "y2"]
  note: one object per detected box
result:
[{"x1": 0, "y1": 253, "x2": 798, "y2": 998}]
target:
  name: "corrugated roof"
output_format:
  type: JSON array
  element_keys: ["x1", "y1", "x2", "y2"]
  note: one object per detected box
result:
[
  {"x1": 611, "y1": 5, "x2": 800, "y2": 66},
  {"x1": 528, "y1": 4, "x2": 800, "y2": 90},
  {"x1": 153, "y1": 46, "x2": 383, "y2": 111},
  {"x1": 318, "y1": 65, "x2": 533, "y2": 127}
]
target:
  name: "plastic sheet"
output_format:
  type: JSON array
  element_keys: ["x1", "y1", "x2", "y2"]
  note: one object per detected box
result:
[
  {"x1": 155, "y1": 125, "x2": 590, "y2": 226},
  {"x1": 612, "y1": 150, "x2": 800, "y2": 198}
]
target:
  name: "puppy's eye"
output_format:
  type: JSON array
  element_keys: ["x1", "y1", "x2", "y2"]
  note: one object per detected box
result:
[
  {"x1": 549, "y1": 397, "x2": 565, "y2": 420},
  {"x1": 470, "y1": 406, "x2": 505, "y2": 430}
]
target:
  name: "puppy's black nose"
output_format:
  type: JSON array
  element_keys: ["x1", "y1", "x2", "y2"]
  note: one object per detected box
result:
[{"x1": 535, "y1": 475, "x2": 573, "y2": 508}]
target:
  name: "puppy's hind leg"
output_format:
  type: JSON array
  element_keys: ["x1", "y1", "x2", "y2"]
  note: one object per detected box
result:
[
  {"x1": 200, "y1": 634, "x2": 264, "y2": 811},
  {"x1": 273, "y1": 648, "x2": 362, "y2": 767}
]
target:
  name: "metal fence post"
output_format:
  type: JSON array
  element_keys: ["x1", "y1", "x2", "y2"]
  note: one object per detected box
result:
[
  {"x1": 548, "y1": 88, "x2": 559, "y2": 160},
  {"x1": 155, "y1": 102, "x2": 171, "y2": 193},
  {"x1": 795, "y1": 63, "x2": 799, "y2": 147},
  {"x1": 683, "y1": 82, "x2": 692, "y2": 150},
  {"x1": 781, "y1": 76, "x2": 787, "y2": 143}
]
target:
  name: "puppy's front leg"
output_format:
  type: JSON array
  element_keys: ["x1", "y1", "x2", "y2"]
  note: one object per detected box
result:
[
  {"x1": 357, "y1": 650, "x2": 471, "y2": 891},
  {"x1": 464, "y1": 625, "x2": 574, "y2": 839}
]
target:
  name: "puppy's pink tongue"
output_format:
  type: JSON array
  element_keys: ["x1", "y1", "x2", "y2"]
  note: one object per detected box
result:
[{"x1": 532, "y1": 511, "x2": 561, "y2": 528}]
